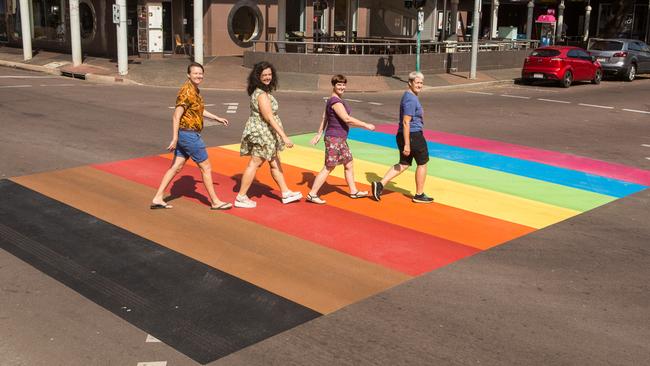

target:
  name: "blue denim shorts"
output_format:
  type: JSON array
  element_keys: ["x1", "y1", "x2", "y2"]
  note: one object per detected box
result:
[{"x1": 175, "y1": 130, "x2": 208, "y2": 163}]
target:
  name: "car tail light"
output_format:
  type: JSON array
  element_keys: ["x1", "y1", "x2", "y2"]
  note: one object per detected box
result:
[
  {"x1": 524, "y1": 57, "x2": 530, "y2": 63},
  {"x1": 612, "y1": 51, "x2": 628, "y2": 58}
]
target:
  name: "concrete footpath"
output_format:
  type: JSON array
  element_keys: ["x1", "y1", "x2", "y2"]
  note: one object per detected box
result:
[{"x1": 0, "y1": 45, "x2": 520, "y2": 92}]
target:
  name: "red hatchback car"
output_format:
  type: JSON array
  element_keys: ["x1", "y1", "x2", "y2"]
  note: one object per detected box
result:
[{"x1": 521, "y1": 46, "x2": 603, "y2": 87}]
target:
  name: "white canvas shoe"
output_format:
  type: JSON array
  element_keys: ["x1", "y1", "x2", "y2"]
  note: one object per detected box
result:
[
  {"x1": 281, "y1": 190, "x2": 302, "y2": 204},
  {"x1": 234, "y1": 194, "x2": 257, "y2": 208}
]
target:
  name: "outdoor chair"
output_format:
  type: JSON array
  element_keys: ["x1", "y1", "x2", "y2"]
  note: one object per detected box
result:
[{"x1": 175, "y1": 34, "x2": 188, "y2": 55}]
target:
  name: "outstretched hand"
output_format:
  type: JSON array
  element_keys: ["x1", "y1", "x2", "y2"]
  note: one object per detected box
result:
[
  {"x1": 310, "y1": 133, "x2": 322, "y2": 145},
  {"x1": 283, "y1": 136, "x2": 294, "y2": 148},
  {"x1": 166, "y1": 139, "x2": 178, "y2": 151},
  {"x1": 215, "y1": 117, "x2": 229, "y2": 126},
  {"x1": 366, "y1": 123, "x2": 376, "y2": 131}
]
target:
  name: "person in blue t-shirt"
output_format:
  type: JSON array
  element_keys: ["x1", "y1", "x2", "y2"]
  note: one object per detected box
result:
[{"x1": 371, "y1": 71, "x2": 433, "y2": 203}]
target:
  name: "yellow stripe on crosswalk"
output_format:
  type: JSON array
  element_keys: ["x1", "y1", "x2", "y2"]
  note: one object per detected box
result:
[{"x1": 219, "y1": 143, "x2": 580, "y2": 229}]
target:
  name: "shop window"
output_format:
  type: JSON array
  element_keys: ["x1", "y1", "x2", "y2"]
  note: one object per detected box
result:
[
  {"x1": 227, "y1": 0, "x2": 263, "y2": 48},
  {"x1": 30, "y1": 0, "x2": 66, "y2": 42},
  {"x1": 0, "y1": 0, "x2": 7, "y2": 42},
  {"x1": 79, "y1": 1, "x2": 95, "y2": 40}
]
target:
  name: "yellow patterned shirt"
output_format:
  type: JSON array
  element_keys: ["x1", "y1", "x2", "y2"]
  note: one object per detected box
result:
[{"x1": 176, "y1": 80, "x2": 204, "y2": 131}]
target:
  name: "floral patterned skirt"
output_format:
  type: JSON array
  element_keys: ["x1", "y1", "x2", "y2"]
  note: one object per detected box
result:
[
  {"x1": 240, "y1": 116, "x2": 285, "y2": 161},
  {"x1": 324, "y1": 135, "x2": 353, "y2": 167}
]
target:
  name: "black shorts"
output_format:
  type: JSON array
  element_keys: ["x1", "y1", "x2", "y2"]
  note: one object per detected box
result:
[{"x1": 396, "y1": 131, "x2": 429, "y2": 166}]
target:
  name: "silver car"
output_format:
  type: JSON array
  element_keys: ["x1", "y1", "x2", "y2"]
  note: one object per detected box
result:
[{"x1": 587, "y1": 38, "x2": 650, "y2": 81}]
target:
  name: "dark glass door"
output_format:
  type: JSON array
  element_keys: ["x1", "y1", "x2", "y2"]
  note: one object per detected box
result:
[{"x1": 162, "y1": 2, "x2": 172, "y2": 52}]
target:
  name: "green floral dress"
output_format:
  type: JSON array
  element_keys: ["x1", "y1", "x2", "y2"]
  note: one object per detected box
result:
[{"x1": 240, "y1": 88, "x2": 285, "y2": 160}]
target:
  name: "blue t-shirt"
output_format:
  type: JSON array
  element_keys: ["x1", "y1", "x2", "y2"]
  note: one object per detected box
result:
[{"x1": 398, "y1": 91, "x2": 423, "y2": 133}]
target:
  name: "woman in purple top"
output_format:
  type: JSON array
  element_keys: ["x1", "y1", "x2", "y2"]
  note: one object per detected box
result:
[{"x1": 306, "y1": 74, "x2": 375, "y2": 204}]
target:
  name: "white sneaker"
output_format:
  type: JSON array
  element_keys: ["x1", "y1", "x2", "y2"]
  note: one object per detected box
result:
[
  {"x1": 281, "y1": 190, "x2": 302, "y2": 204},
  {"x1": 234, "y1": 194, "x2": 257, "y2": 208}
]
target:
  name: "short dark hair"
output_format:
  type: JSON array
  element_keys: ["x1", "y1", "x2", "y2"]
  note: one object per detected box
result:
[
  {"x1": 187, "y1": 62, "x2": 204, "y2": 74},
  {"x1": 247, "y1": 61, "x2": 278, "y2": 95},
  {"x1": 331, "y1": 74, "x2": 347, "y2": 86}
]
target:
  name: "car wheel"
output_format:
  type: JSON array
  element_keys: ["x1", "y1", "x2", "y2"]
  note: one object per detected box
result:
[
  {"x1": 625, "y1": 64, "x2": 636, "y2": 82},
  {"x1": 561, "y1": 71, "x2": 572, "y2": 88},
  {"x1": 591, "y1": 69, "x2": 602, "y2": 84}
]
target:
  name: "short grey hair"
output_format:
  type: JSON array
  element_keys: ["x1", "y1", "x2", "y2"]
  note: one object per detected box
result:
[{"x1": 408, "y1": 71, "x2": 424, "y2": 83}]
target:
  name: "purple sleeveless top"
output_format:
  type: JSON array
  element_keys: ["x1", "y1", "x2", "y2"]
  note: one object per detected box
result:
[{"x1": 325, "y1": 96, "x2": 351, "y2": 138}]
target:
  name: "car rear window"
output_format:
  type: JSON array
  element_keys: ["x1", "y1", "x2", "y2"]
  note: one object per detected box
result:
[
  {"x1": 530, "y1": 49, "x2": 561, "y2": 57},
  {"x1": 589, "y1": 40, "x2": 624, "y2": 51}
]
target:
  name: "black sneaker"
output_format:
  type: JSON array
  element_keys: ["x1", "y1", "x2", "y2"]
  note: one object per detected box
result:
[
  {"x1": 371, "y1": 181, "x2": 384, "y2": 201},
  {"x1": 412, "y1": 193, "x2": 434, "y2": 203}
]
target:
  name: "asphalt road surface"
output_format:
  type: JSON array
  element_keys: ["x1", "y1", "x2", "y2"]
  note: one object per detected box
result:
[{"x1": 1, "y1": 67, "x2": 649, "y2": 365}]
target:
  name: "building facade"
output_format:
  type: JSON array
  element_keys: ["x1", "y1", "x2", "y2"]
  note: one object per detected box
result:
[{"x1": 1, "y1": 0, "x2": 649, "y2": 58}]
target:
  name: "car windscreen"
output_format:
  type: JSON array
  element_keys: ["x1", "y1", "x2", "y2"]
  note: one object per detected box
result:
[
  {"x1": 589, "y1": 40, "x2": 624, "y2": 51},
  {"x1": 530, "y1": 49, "x2": 561, "y2": 57}
]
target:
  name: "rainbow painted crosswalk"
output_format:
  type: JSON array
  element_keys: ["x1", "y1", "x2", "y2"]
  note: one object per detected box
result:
[{"x1": 5, "y1": 126, "x2": 649, "y2": 363}]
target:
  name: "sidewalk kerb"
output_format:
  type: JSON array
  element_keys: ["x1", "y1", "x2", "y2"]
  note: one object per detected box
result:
[{"x1": 0, "y1": 60, "x2": 61, "y2": 76}]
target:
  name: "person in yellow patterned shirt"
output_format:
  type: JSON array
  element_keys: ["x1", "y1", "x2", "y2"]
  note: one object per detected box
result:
[{"x1": 150, "y1": 62, "x2": 233, "y2": 210}]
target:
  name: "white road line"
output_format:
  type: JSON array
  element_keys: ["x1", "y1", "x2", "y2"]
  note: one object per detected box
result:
[
  {"x1": 0, "y1": 75, "x2": 55, "y2": 79},
  {"x1": 578, "y1": 103, "x2": 614, "y2": 109},
  {"x1": 500, "y1": 94, "x2": 530, "y2": 99},
  {"x1": 622, "y1": 108, "x2": 650, "y2": 114},
  {"x1": 0, "y1": 84, "x2": 31, "y2": 88},
  {"x1": 205, "y1": 103, "x2": 215, "y2": 107},
  {"x1": 226, "y1": 110, "x2": 237, "y2": 113},
  {"x1": 227, "y1": 105, "x2": 238, "y2": 110},
  {"x1": 39, "y1": 84, "x2": 75, "y2": 87},
  {"x1": 346, "y1": 99, "x2": 363, "y2": 102},
  {"x1": 145, "y1": 334, "x2": 161, "y2": 343},
  {"x1": 646, "y1": 157, "x2": 650, "y2": 160},
  {"x1": 466, "y1": 91, "x2": 494, "y2": 95},
  {"x1": 368, "y1": 102, "x2": 383, "y2": 106},
  {"x1": 642, "y1": 144, "x2": 650, "y2": 148},
  {"x1": 537, "y1": 98, "x2": 571, "y2": 104},
  {"x1": 223, "y1": 102, "x2": 239, "y2": 106},
  {"x1": 136, "y1": 362, "x2": 167, "y2": 366}
]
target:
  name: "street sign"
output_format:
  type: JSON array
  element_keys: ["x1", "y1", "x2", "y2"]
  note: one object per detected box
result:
[
  {"x1": 418, "y1": 10, "x2": 424, "y2": 32},
  {"x1": 112, "y1": 4, "x2": 120, "y2": 24}
]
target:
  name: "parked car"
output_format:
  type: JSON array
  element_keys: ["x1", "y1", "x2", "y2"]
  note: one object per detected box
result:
[
  {"x1": 521, "y1": 46, "x2": 603, "y2": 88},
  {"x1": 587, "y1": 38, "x2": 650, "y2": 81}
]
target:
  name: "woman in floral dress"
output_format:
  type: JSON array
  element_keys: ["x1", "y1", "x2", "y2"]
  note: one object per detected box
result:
[{"x1": 234, "y1": 61, "x2": 302, "y2": 208}]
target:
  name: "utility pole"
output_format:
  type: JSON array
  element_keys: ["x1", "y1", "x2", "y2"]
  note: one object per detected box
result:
[
  {"x1": 70, "y1": 0, "x2": 82, "y2": 66},
  {"x1": 194, "y1": 0, "x2": 203, "y2": 64},
  {"x1": 18, "y1": 0, "x2": 32, "y2": 61},
  {"x1": 526, "y1": 0, "x2": 534, "y2": 40},
  {"x1": 583, "y1": 3, "x2": 591, "y2": 42},
  {"x1": 469, "y1": 0, "x2": 480, "y2": 79},
  {"x1": 417, "y1": 7, "x2": 423, "y2": 71},
  {"x1": 406, "y1": 0, "x2": 427, "y2": 71},
  {"x1": 556, "y1": 0, "x2": 565, "y2": 42},
  {"x1": 115, "y1": 0, "x2": 128, "y2": 75}
]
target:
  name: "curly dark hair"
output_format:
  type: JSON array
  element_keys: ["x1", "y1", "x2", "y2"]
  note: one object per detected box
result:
[{"x1": 247, "y1": 61, "x2": 278, "y2": 95}]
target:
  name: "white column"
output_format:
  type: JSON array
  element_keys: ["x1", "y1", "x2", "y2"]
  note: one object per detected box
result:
[
  {"x1": 69, "y1": 0, "x2": 82, "y2": 66},
  {"x1": 278, "y1": 0, "x2": 286, "y2": 52},
  {"x1": 583, "y1": 4, "x2": 591, "y2": 42},
  {"x1": 194, "y1": 0, "x2": 203, "y2": 64},
  {"x1": 526, "y1": 0, "x2": 534, "y2": 40},
  {"x1": 18, "y1": 0, "x2": 32, "y2": 61},
  {"x1": 556, "y1": 0, "x2": 565, "y2": 41},
  {"x1": 345, "y1": 0, "x2": 352, "y2": 43},
  {"x1": 490, "y1": 0, "x2": 499, "y2": 39},
  {"x1": 116, "y1": 0, "x2": 128, "y2": 75},
  {"x1": 469, "y1": 0, "x2": 480, "y2": 79}
]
